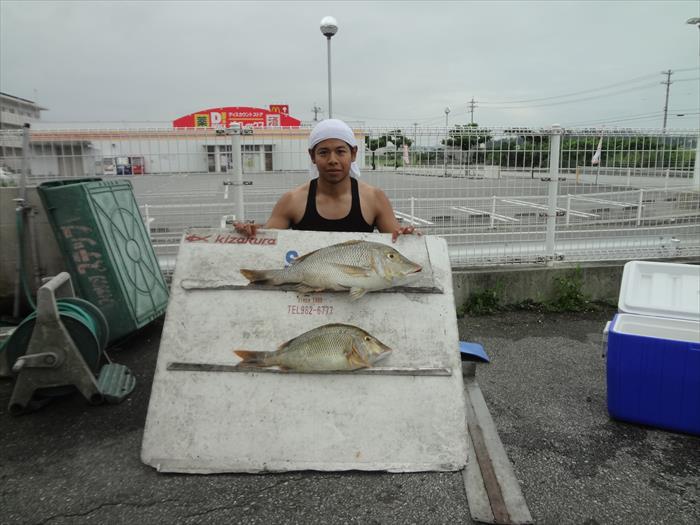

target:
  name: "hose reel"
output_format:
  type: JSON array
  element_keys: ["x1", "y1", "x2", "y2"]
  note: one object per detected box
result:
[{"x1": 2, "y1": 272, "x2": 135, "y2": 415}]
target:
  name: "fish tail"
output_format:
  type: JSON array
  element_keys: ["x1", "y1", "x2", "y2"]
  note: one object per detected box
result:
[{"x1": 233, "y1": 349, "x2": 273, "y2": 368}]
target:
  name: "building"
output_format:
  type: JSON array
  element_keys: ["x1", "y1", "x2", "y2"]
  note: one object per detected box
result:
[
  {"x1": 0, "y1": 92, "x2": 47, "y2": 171},
  {"x1": 24, "y1": 127, "x2": 366, "y2": 180},
  {"x1": 1, "y1": 103, "x2": 367, "y2": 179},
  {"x1": 14, "y1": 105, "x2": 365, "y2": 180},
  {"x1": 0, "y1": 92, "x2": 45, "y2": 129}
]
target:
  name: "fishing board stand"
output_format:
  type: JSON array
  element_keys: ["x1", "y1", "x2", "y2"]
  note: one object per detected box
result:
[{"x1": 142, "y1": 229, "x2": 468, "y2": 473}]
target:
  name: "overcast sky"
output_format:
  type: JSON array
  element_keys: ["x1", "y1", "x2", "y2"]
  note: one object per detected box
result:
[{"x1": 1, "y1": 0, "x2": 698, "y2": 129}]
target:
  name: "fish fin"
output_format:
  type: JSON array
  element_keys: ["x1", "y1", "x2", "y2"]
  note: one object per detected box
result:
[
  {"x1": 333, "y1": 263, "x2": 372, "y2": 277},
  {"x1": 335, "y1": 240, "x2": 363, "y2": 246},
  {"x1": 346, "y1": 344, "x2": 371, "y2": 368},
  {"x1": 349, "y1": 287, "x2": 368, "y2": 301},
  {"x1": 289, "y1": 246, "x2": 326, "y2": 264},
  {"x1": 233, "y1": 349, "x2": 271, "y2": 368},
  {"x1": 294, "y1": 284, "x2": 325, "y2": 293},
  {"x1": 240, "y1": 269, "x2": 270, "y2": 283}
]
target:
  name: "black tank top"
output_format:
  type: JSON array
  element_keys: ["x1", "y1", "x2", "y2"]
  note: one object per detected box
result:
[{"x1": 291, "y1": 177, "x2": 375, "y2": 232}]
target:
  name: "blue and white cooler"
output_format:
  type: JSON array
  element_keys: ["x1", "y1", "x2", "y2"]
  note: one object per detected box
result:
[{"x1": 604, "y1": 261, "x2": 700, "y2": 435}]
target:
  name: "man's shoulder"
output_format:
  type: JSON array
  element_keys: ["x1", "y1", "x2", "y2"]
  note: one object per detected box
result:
[
  {"x1": 357, "y1": 179, "x2": 386, "y2": 200},
  {"x1": 283, "y1": 181, "x2": 311, "y2": 200}
]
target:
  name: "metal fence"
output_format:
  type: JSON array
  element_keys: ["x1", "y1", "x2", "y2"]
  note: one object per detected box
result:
[{"x1": 1, "y1": 125, "x2": 698, "y2": 274}]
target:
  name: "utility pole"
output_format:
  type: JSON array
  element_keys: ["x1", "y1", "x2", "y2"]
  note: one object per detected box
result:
[
  {"x1": 661, "y1": 70, "x2": 673, "y2": 130},
  {"x1": 468, "y1": 97, "x2": 477, "y2": 125},
  {"x1": 311, "y1": 103, "x2": 323, "y2": 122}
]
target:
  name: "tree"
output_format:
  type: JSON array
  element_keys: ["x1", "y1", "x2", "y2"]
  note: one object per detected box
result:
[
  {"x1": 365, "y1": 130, "x2": 412, "y2": 169},
  {"x1": 364, "y1": 135, "x2": 387, "y2": 170},
  {"x1": 442, "y1": 123, "x2": 492, "y2": 150},
  {"x1": 442, "y1": 123, "x2": 492, "y2": 165}
]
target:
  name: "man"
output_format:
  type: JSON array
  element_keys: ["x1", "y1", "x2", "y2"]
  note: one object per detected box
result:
[{"x1": 234, "y1": 119, "x2": 418, "y2": 242}]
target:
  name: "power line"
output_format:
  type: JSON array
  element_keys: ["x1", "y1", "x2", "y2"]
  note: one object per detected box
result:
[
  {"x1": 335, "y1": 68, "x2": 699, "y2": 124},
  {"x1": 333, "y1": 111, "x2": 446, "y2": 123},
  {"x1": 562, "y1": 105, "x2": 700, "y2": 127},
  {"x1": 566, "y1": 111, "x2": 664, "y2": 126},
  {"x1": 481, "y1": 82, "x2": 660, "y2": 109},
  {"x1": 566, "y1": 111, "x2": 699, "y2": 127},
  {"x1": 480, "y1": 73, "x2": 659, "y2": 104}
]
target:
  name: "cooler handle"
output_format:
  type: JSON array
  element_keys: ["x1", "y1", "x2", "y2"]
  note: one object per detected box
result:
[{"x1": 601, "y1": 321, "x2": 611, "y2": 359}]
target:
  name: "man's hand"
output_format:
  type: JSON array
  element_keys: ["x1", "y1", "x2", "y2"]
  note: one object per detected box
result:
[
  {"x1": 233, "y1": 221, "x2": 260, "y2": 237},
  {"x1": 391, "y1": 225, "x2": 421, "y2": 243}
]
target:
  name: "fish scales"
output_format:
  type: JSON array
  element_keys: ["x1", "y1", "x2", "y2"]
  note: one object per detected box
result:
[
  {"x1": 240, "y1": 240, "x2": 422, "y2": 300},
  {"x1": 273, "y1": 330, "x2": 352, "y2": 370},
  {"x1": 233, "y1": 323, "x2": 394, "y2": 371}
]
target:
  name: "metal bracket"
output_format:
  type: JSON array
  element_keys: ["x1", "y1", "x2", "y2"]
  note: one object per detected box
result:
[
  {"x1": 12, "y1": 352, "x2": 62, "y2": 371},
  {"x1": 167, "y1": 362, "x2": 452, "y2": 376}
]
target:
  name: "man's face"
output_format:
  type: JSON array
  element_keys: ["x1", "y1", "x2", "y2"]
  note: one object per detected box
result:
[{"x1": 309, "y1": 138, "x2": 358, "y2": 183}]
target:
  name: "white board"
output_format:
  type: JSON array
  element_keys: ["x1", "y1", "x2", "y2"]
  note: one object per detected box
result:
[{"x1": 141, "y1": 229, "x2": 468, "y2": 473}]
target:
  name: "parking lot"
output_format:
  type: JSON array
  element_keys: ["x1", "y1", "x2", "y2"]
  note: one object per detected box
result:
[{"x1": 2, "y1": 307, "x2": 698, "y2": 524}]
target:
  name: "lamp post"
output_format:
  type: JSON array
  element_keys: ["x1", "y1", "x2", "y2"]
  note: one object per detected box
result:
[
  {"x1": 443, "y1": 107, "x2": 450, "y2": 175},
  {"x1": 320, "y1": 16, "x2": 338, "y2": 119},
  {"x1": 687, "y1": 17, "x2": 700, "y2": 190},
  {"x1": 687, "y1": 17, "x2": 700, "y2": 56}
]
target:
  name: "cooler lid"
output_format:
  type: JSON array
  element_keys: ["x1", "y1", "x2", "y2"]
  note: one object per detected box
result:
[{"x1": 618, "y1": 261, "x2": 700, "y2": 321}]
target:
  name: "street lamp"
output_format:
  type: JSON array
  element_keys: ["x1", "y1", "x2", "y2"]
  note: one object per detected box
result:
[
  {"x1": 443, "y1": 107, "x2": 450, "y2": 175},
  {"x1": 688, "y1": 17, "x2": 700, "y2": 56},
  {"x1": 320, "y1": 16, "x2": 338, "y2": 118},
  {"x1": 688, "y1": 18, "x2": 700, "y2": 189}
]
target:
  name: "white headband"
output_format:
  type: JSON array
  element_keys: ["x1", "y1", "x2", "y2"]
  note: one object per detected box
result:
[{"x1": 308, "y1": 118, "x2": 361, "y2": 178}]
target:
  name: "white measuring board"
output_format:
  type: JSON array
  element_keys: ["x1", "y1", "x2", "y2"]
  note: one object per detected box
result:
[{"x1": 141, "y1": 228, "x2": 468, "y2": 473}]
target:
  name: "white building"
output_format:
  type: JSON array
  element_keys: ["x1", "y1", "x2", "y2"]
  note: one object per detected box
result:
[
  {"x1": 0, "y1": 92, "x2": 47, "y2": 171},
  {"x1": 24, "y1": 127, "x2": 367, "y2": 180}
]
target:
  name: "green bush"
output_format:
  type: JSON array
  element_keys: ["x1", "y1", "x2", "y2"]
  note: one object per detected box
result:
[
  {"x1": 544, "y1": 267, "x2": 593, "y2": 312},
  {"x1": 460, "y1": 282, "x2": 504, "y2": 316}
]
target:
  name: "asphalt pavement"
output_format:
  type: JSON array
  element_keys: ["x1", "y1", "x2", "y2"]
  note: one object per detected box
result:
[{"x1": 1, "y1": 307, "x2": 698, "y2": 524}]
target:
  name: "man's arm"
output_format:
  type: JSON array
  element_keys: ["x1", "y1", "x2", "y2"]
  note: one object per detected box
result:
[
  {"x1": 264, "y1": 192, "x2": 294, "y2": 229},
  {"x1": 372, "y1": 188, "x2": 420, "y2": 242},
  {"x1": 233, "y1": 191, "x2": 294, "y2": 236}
]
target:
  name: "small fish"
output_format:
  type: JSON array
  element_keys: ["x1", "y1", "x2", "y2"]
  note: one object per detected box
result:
[
  {"x1": 240, "y1": 240, "x2": 422, "y2": 300},
  {"x1": 233, "y1": 323, "x2": 393, "y2": 371}
]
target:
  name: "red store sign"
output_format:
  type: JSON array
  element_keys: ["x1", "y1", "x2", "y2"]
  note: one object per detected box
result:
[{"x1": 173, "y1": 105, "x2": 301, "y2": 129}]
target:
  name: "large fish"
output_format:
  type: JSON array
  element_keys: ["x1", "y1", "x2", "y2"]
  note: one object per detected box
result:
[
  {"x1": 233, "y1": 323, "x2": 393, "y2": 371},
  {"x1": 240, "y1": 240, "x2": 422, "y2": 300}
]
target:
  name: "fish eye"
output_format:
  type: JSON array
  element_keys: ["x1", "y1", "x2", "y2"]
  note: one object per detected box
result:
[
  {"x1": 364, "y1": 336, "x2": 371, "y2": 342},
  {"x1": 387, "y1": 253, "x2": 395, "y2": 259}
]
